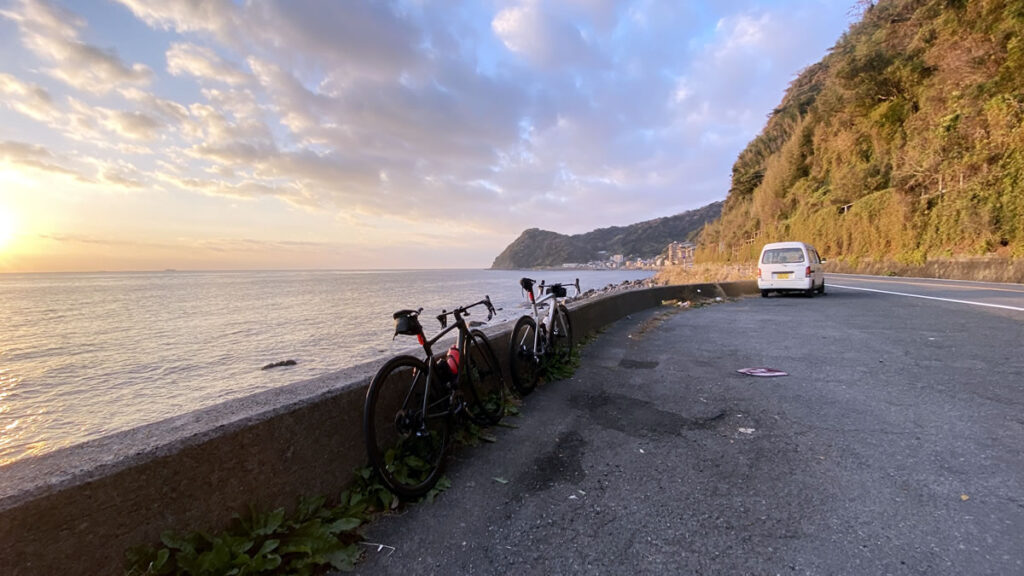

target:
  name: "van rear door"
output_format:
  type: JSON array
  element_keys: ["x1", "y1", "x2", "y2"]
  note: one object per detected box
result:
[{"x1": 761, "y1": 246, "x2": 806, "y2": 282}]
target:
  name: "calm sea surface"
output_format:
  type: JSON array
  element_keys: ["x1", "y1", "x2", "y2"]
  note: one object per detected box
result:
[{"x1": 0, "y1": 268, "x2": 652, "y2": 466}]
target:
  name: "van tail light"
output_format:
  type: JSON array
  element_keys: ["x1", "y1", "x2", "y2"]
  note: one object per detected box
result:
[
  {"x1": 757, "y1": 267, "x2": 762, "y2": 279},
  {"x1": 805, "y1": 266, "x2": 811, "y2": 278}
]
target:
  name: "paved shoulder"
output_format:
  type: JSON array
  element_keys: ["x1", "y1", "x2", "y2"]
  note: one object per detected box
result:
[{"x1": 354, "y1": 295, "x2": 1024, "y2": 575}]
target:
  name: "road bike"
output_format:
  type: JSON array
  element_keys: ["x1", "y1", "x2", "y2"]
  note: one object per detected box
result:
[
  {"x1": 363, "y1": 296, "x2": 506, "y2": 498},
  {"x1": 507, "y1": 278, "x2": 579, "y2": 396}
]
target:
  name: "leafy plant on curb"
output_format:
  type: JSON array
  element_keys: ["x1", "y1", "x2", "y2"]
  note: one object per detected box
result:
[
  {"x1": 125, "y1": 495, "x2": 364, "y2": 576},
  {"x1": 125, "y1": 340, "x2": 560, "y2": 575},
  {"x1": 541, "y1": 335, "x2": 586, "y2": 382},
  {"x1": 123, "y1": 461, "x2": 458, "y2": 576}
]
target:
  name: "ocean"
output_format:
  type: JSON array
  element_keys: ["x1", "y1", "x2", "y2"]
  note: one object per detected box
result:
[{"x1": 0, "y1": 268, "x2": 653, "y2": 466}]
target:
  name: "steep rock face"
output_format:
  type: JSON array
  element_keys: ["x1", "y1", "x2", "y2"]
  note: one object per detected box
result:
[{"x1": 491, "y1": 201, "x2": 722, "y2": 269}]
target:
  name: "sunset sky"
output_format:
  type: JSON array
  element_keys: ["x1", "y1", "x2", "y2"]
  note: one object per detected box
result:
[{"x1": 0, "y1": 0, "x2": 853, "y2": 272}]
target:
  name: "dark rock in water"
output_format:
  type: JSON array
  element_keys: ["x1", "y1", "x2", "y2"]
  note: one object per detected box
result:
[
  {"x1": 469, "y1": 320, "x2": 486, "y2": 327},
  {"x1": 262, "y1": 359, "x2": 297, "y2": 370}
]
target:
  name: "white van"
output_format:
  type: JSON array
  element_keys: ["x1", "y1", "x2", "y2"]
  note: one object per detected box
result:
[{"x1": 756, "y1": 241, "x2": 825, "y2": 297}]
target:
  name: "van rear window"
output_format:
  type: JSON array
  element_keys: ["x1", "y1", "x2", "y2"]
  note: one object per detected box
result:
[{"x1": 762, "y1": 248, "x2": 805, "y2": 264}]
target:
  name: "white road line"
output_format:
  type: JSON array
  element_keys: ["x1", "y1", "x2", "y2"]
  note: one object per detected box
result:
[
  {"x1": 826, "y1": 274, "x2": 1024, "y2": 294},
  {"x1": 830, "y1": 284, "x2": 1024, "y2": 312}
]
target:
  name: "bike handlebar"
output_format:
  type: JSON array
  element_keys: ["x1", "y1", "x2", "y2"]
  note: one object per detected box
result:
[
  {"x1": 521, "y1": 277, "x2": 582, "y2": 300},
  {"x1": 436, "y1": 296, "x2": 495, "y2": 328}
]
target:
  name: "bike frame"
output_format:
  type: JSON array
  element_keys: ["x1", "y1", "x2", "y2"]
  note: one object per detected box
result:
[
  {"x1": 521, "y1": 279, "x2": 580, "y2": 356},
  {"x1": 410, "y1": 297, "x2": 495, "y2": 427}
]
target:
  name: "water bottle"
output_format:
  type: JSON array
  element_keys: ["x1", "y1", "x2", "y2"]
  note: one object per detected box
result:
[{"x1": 446, "y1": 346, "x2": 461, "y2": 375}]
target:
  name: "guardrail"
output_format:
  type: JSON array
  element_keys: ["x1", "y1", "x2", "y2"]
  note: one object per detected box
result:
[{"x1": 0, "y1": 280, "x2": 758, "y2": 575}]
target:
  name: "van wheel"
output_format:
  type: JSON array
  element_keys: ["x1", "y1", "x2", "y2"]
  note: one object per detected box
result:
[
  {"x1": 818, "y1": 282, "x2": 826, "y2": 295},
  {"x1": 760, "y1": 290, "x2": 769, "y2": 298},
  {"x1": 805, "y1": 288, "x2": 815, "y2": 298}
]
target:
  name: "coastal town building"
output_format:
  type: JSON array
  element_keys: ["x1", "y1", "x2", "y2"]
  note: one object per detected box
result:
[
  {"x1": 562, "y1": 241, "x2": 697, "y2": 270},
  {"x1": 667, "y1": 241, "x2": 695, "y2": 265}
]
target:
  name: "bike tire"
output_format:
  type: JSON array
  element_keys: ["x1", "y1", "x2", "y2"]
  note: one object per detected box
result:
[
  {"x1": 463, "y1": 329, "x2": 505, "y2": 425},
  {"x1": 364, "y1": 355, "x2": 451, "y2": 499},
  {"x1": 508, "y1": 315, "x2": 541, "y2": 396},
  {"x1": 549, "y1": 304, "x2": 574, "y2": 365}
]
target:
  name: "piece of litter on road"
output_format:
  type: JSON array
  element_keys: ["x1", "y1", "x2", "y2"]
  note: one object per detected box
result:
[
  {"x1": 960, "y1": 494, "x2": 970, "y2": 501},
  {"x1": 359, "y1": 542, "x2": 396, "y2": 556},
  {"x1": 738, "y1": 428, "x2": 755, "y2": 434},
  {"x1": 493, "y1": 477, "x2": 509, "y2": 484},
  {"x1": 578, "y1": 489, "x2": 586, "y2": 495},
  {"x1": 569, "y1": 494, "x2": 578, "y2": 500},
  {"x1": 736, "y1": 367, "x2": 789, "y2": 377},
  {"x1": 639, "y1": 448, "x2": 645, "y2": 454}
]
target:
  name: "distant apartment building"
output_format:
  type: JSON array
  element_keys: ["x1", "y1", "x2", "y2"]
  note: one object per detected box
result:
[{"x1": 666, "y1": 241, "x2": 695, "y2": 265}]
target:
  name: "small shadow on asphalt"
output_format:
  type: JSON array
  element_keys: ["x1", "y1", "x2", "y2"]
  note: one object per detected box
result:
[
  {"x1": 571, "y1": 390, "x2": 727, "y2": 439},
  {"x1": 515, "y1": 429, "x2": 587, "y2": 491},
  {"x1": 619, "y1": 358, "x2": 659, "y2": 369}
]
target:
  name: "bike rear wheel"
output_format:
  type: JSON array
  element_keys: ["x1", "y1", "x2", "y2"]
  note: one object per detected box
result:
[
  {"x1": 463, "y1": 329, "x2": 505, "y2": 425},
  {"x1": 364, "y1": 355, "x2": 451, "y2": 499},
  {"x1": 508, "y1": 315, "x2": 541, "y2": 395},
  {"x1": 549, "y1": 304, "x2": 574, "y2": 365}
]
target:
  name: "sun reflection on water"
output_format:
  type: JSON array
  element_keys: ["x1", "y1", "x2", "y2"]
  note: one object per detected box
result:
[{"x1": 0, "y1": 368, "x2": 49, "y2": 466}]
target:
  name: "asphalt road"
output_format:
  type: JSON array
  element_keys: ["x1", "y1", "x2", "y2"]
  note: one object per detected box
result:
[{"x1": 350, "y1": 275, "x2": 1024, "y2": 575}]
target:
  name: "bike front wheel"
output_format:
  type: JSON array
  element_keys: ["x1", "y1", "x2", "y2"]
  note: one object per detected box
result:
[
  {"x1": 508, "y1": 315, "x2": 541, "y2": 396},
  {"x1": 463, "y1": 329, "x2": 506, "y2": 425},
  {"x1": 364, "y1": 355, "x2": 451, "y2": 499}
]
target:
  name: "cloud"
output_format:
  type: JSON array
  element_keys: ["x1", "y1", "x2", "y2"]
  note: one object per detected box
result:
[
  {"x1": 61, "y1": 98, "x2": 164, "y2": 143},
  {"x1": 0, "y1": 139, "x2": 93, "y2": 182},
  {"x1": 245, "y1": 1, "x2": 421, "y2": 80},
  {"x1": 193, "y1": 237, "x2": 327, "y2": 254},
  {"x1": 492, "y1": 1, "x2": 604, "y2": 69},
  {"x1": 0, "y1": 140, "x2": 151, "y2": 190},
  {"x1": 2, "y1": 0, "x2": 855, "y2": 269},
  {"x1": 96, "y1": 159, "x2": 146, "y2": 189},
  {"x1": 183, "y1": 97, "x2": 274, "y2": 154},
  {"x1": 105, "y1": 109, "x2": 163, "y2": 141},
  {"x1": 0, "y1": 73, "x2": 58, "y2": 121},
  {"x1": 113, "y1": 0, "x2": 238, "y2": 35},
  {"x1": 119, "y1": 87, "x2": 190, "y2": 124},
  {"x1": 166, "y1": 42, "x2": 251, "y2": 85},
  {"x1": 2, "y1": 0, "x2": 152, "y2": 93}
]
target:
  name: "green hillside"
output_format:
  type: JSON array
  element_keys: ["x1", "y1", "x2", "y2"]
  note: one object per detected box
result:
[
  {"x1": 699, "y1": 0, "x2": 1024, "y2": 269},
  {"x1": 491, "y1": 202, "x2": 721, "y2": 269}
]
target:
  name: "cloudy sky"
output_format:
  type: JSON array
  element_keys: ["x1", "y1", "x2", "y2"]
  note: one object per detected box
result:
[{"x1": 0, "y1": 0, "x2": 854, "y2": 272}]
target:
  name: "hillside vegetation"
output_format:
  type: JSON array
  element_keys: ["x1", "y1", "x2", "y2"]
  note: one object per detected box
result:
[
  {"x1": 491, "y1": 202, "x2": 721, "y2": 269},
  {"x1": 698, "y1": 0, "x2": 1024, "y2": 272}
]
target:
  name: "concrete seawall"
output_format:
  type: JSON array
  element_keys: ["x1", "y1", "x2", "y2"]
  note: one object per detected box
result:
[{"x1": 0, "y1": 280, "x2": 757, "y2": 575}]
